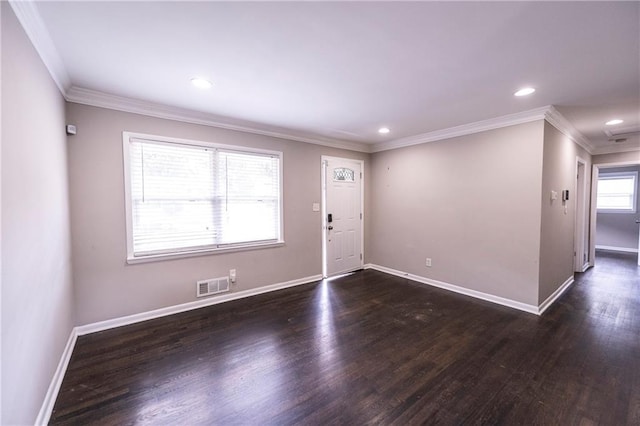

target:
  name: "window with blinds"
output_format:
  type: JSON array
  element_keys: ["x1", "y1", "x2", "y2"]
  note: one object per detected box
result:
[
  {"x1": 123, "y1": 133, "x2": 282, "y2": 261},
  {"x1": 596, "y1": 172, "x2": 637, "y2": 213}
]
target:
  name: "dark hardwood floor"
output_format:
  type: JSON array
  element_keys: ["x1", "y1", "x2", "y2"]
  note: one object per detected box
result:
[{"x1": 51, "y1": 252, "x2": 640, "y2": 425}]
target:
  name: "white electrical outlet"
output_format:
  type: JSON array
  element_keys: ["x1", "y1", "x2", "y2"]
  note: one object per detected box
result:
[
  {"x1": 229, "y1": 269, "x2": 237, "y2": 283},
  {"x1": 425, "y1": 258, "x2": 432, "y2": 267}
]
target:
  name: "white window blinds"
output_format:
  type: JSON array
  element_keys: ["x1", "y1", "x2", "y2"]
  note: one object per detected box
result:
[{"x1": 126, "y1": 136, "x2": 281, "y2": 258}]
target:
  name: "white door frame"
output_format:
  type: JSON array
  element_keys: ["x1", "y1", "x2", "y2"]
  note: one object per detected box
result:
[
  {"x1": 589, "y1": 159, "x2": 640, "y2": 266},
  {"x1": 321, "y1": 156, "x2": 365, "y2": 278},
  {"x1": 574, "y1": 157, "x2": 589, "y2": 272}
]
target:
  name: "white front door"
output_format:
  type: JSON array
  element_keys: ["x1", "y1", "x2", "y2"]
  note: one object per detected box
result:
[{"x1": 323, "y1": 157, "x2": 363, "y2": 277}]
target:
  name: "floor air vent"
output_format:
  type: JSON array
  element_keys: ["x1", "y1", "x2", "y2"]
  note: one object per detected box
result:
[{"x1": 196, "y1": 276, "x2": 230, "y2": 298}]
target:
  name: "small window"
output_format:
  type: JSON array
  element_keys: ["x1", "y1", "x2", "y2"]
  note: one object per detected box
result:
[
  {"x1": 596, "y1": 171, "x2": 637, "y2": 213},
  {"x1": 123, "y1": 132, "x2": 283, "y2": 262},
  {"x1": 333, "y1": 167, "x2": 355, "y2": 182}
]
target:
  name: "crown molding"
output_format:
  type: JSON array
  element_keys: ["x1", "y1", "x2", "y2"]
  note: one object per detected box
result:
[
  {"x1": 6, "y1": 0, "x2": 605, "y2": 157},
  {"x1": 9, "y1": 0, "x2": 71, "y2": 94},
  {"x1": 56, "y1": 88, "x2": 640, "y2": 157},
  {"x1": 9, "y1": 0, "x2": 369, "y2": 153},
  {"x1": 9, "y1": 0, "x2": 615, "y2": 157},
  {"x1": 371, "y1": 105, "x2": 602, "y2": 155},
  {"x1": 65, "y1": 87, "x2": 371, "y2": 153},
  {"x1": 543, "y1": 105, "x2": 595, "y2": 154},
  {"x1": 371, "y1": 106, "x2": 552, "y2": 153}
]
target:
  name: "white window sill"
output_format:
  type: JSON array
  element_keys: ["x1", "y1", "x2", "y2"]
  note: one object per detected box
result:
[
  {"x1": 597, "y1": 209, "x2": 637, "y2": 214},
  {"x1": 126, "y1": 241, "x2": 285, "y2": 265}
]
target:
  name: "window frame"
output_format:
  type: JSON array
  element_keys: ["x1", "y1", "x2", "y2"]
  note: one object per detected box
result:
[
  {"x1": 122, "y1": 131, "x2": 284, "y2": 264},
  {"x1": 596, "y1": 171, "x2": 638, "y2": 214}
]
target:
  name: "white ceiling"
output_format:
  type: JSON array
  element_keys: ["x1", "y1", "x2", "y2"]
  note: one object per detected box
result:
[{"x1": 21, "y1": 1, "x2": 640, "y2": 154}]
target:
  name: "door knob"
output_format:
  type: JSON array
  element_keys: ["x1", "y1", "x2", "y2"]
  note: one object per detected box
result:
[{"x1": 328, "y1": 226, "x2": 333, "y2": 230}]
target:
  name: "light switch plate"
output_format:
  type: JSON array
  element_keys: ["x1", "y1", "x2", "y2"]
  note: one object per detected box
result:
[{"x1": 312, "y1": 202, "x2": 320, "y2": 212}]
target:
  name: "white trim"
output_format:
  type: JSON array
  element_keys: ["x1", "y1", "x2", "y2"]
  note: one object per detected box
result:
[
  {"x1": 590, "y1": 165, "x2": 599, "y2": 266},
  {"x1": 64, "y1": 87, "x2": 640, "y2": 158},
  {"x1": 321, "y1": 156, "x2": 365, "y2": 278},
  {"x1": 363, "y1": 263, "x2": 540, "y2": 315},
  {"x1": 8, "y1": 1, "x2": 636, "y2": 160},
  {"x1": 371, "y1": 106, "x2": 552, "y2": 153},
  {"x1": 595, "y1": 245, "x2": 639, "y2": 254},
  {"x1": 543, "y1": 106, "x2": 594, "y2": 154},
  {"x1": 574, "y1": 157, "x2": 589, "y2": 272},
  {"x1": 126, "y1": 131, "x2": 285, "y2": 157},
  {"x1": 35, "y1": 328, "x2": 78, "y2": 426},
  {"x1": 364, "y1": 264, "x2": 575, "y2": 315},
  {"x1": 591, "y1": 162, "x2": 640, "y2": 265},
  {"x1": 37, "y1": 266, "x2": 577, "y2": 423},
  {"x1": 596, "y1": 171, "x2": 638, "y2": 214},
  {"x1": 68, "y1": 87, "x2": 370, "y2": 153},
  {"x1": 76, "y1": 274, "x2": 322, "y2": 335},
  {"x1": 321, "y1": 159, "x2": 328, "y2": 278},
  {"x1": 37, "y1": 273, "x2": 322, "y2": 423},
  {"x1": 597, "y1": 209, "x2": 638, "y2": 215},
  {"x1": 8, "y1": 0, "x2": 71, "y2": 94},
  {"x1": 122, "y1": 131, "x2": 285, "y2": 262},
  {"x1": 126, "y1": 242, "x2": 286, "y2": 265},
  {"x1": 370, "y1": 105, "x2": 603, "y2": 155},
  {"x1": 538, "y1": 276, "x2": 575, "y2": 315}
]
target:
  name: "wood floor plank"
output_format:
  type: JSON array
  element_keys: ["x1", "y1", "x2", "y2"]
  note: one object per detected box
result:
[{"x1": 51, "y1": 251, "x2": 640, "y2": 425}]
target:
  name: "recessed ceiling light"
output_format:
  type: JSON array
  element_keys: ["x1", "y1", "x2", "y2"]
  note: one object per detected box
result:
[
  {"x1": 378, "y1": 127, "x2": 390, "y2": 134},
  {"x1": 605, "y1": 119, "x2": 623, "y2": 126},
  {"x1": 191, "y1": 78, "x2": 213, "y2": 89},
  {"x1": 514, "y1": 87, "x2": 535, "y2": 97}
]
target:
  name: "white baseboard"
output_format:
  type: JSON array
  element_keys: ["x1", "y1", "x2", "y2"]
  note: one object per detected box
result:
[
  {"x1": 76, "y1": 274, "x2": 323, "y2": 335},
  {"x1": 35, "y1": 328, "x2": 78, "y2": 425},
  {"x1": 38, "y1": 267, "x2": 574, "y2": 423},
  {"x1": 595, "y1": 245, "x2": 639, "y2": 254},
  {"x1": 39, "y1": 273, "x2": 323, "y2": 424},
  {"x1": 538, "y1": 276, "x2": 575, "y2": 315},
  {"x1": 364, "y1": 263, "x2": 539, "y2": 315}
]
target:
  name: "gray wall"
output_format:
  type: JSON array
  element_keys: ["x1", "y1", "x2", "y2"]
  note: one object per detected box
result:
[
  {"x1": 3, "y1": 2, "x2": 619, "y2": 418},
  {"x1": 595, "y1": 165, "x2": 640, "y2": 250},
  {"x1": 593, "y1": 151, "x2": 640, "y2": 165},
  {"x1": 538, "y1": 122, "x2": 591, "y2": 304},
  {"x1": 1, "y1": 4, "x2": 76, "y2": 424},
  {"x1": 66, "y1": 103, "x2": 370, "y2": 325},
  {"x1": 368, "y1": 121, "x2": 545, "y2": 306}
]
